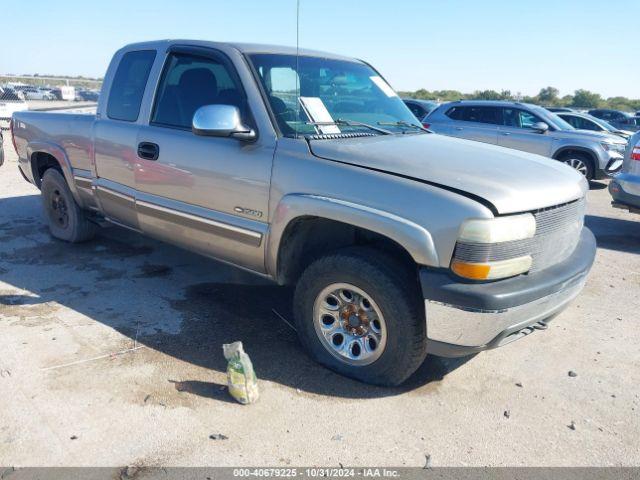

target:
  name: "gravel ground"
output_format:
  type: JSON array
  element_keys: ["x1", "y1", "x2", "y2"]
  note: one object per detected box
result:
[{"x1": 0, "y1": 134, "x2": 638, "y2": 467}]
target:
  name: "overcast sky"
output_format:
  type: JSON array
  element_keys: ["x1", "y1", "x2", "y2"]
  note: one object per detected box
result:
[{"x1": 1, "y1": 0, "x2": 638, "y2": 98}]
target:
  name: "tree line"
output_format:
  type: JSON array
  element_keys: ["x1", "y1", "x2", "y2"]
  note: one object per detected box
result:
[{"x1": 398, "y1": 86, "x2": 640, "y2": 112}]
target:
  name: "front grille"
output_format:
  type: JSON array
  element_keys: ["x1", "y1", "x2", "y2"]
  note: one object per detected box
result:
[{"x1": 454, "y1": 198, "x2": 585, "y2": 273}]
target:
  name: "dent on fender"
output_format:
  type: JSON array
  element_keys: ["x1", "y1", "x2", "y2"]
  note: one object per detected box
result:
[{"x1": 266, "y1": 193, "x2": 440, "y2": 278}]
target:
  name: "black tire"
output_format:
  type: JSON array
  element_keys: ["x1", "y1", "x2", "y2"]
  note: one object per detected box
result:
[
  {"x1": 293, "y1": 247, "x2": 427, "y2": 386},
  {"x1": 41, "y1": 168, "x2": 95, "y2": 243},
  {"x1": 558, "y1": 152, "x2": 594, "y2": 180}
]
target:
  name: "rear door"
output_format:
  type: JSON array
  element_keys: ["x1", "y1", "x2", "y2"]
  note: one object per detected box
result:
[
  {"x1": 134, "y1": 46, "x2": 274, "y2": 272},
  {"x1": 498, "y1": 107, "x2": 553, "y2": 156},
  {"x1": 444, "y1": 106, "x2": 500, "y2": 144},
  {"x1": 93, "y1": 49, "x2": 156, "y2": 228}
]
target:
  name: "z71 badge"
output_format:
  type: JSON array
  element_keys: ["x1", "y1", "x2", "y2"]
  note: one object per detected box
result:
[{"x1": 234, "y1": 206, "x2": 263, "y2": 218}]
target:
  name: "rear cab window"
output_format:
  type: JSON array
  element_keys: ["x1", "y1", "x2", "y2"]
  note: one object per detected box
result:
[{"x1": 107, "y1": 50, "x2": 156, "y2": 122}]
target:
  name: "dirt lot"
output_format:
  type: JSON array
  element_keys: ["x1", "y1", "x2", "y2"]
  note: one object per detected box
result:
[{"x1": 0, "y1": 134, "x2": 639, "y2": 467}]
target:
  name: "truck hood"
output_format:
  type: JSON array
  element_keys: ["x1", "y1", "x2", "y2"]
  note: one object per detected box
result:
[{"x1": 308, "y1": 133, "x2": 587, "y2": 214}]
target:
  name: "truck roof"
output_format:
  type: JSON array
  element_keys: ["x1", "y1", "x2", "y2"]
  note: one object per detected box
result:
[{"x1": 120, "y1": 39, "x2": 358, "y2": 62}]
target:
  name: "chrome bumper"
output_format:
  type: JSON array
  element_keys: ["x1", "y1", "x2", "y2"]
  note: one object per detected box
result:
[
  {"x1": 426, "y1": 279, "x2": 584, "y2": 348},
  {"x1": 420, "y1": 228, "x2": 596, "y2": 357}
]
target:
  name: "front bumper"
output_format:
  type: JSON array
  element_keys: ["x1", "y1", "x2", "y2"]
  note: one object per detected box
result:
[
  {"x1": 595, "y1": 153, "x2": 624, "y2": 179},
  {"x1": 420, "y1": 227, "x2": 596, "y2": 357}
]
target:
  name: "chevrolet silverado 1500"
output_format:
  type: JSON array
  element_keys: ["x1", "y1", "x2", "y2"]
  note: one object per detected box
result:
[{"x1": 10, "y1": 40, "x2": 596, "y2": 386}]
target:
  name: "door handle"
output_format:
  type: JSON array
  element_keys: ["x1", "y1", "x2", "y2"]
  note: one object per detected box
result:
[
  {"x1": 137, "y1": 142, "x2": 159, "y2": 161},
  {"x1": 454, "y1": 127, "x2": 463, "y2": 131},
  {"x1": 501, "y1": 132, "x2": 511, "y2": 136}
]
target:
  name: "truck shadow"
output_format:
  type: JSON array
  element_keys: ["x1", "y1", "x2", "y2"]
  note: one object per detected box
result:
[
  {"x1": 0, "y1": 194, "x2": 470, "y2": 400},
  {"x1": 585, "y1": 214, "x2": 639, "y2": 254}
]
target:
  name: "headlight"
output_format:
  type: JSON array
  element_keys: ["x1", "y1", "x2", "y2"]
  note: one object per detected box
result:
[
  {"x1": 601, "y1": 142, "x2": 626, "y2": 155},
  {"x1": 451, "y1": 213, "x2": 536, "y2": 280},
  {"x1": 458, "y1": 213, "x2": 536, "y2": 243}
]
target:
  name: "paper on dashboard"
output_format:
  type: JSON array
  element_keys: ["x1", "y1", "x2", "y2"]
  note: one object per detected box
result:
[{"x1": 299, "y1": 97, "x2": 341, "y2": 134}]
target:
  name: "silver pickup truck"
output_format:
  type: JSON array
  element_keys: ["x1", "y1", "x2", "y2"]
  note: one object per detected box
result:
[{"x1": 10, "y1": 40, "x2": 596, "y2": 386}]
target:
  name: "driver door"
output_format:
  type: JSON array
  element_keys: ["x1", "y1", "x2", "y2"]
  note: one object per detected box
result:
[
  {"x1": 134, "y1": 47, "x2": 275, "y2": 273},
  {"x1": 498, "y1": 107, "x2": 553, "y2": 156}
]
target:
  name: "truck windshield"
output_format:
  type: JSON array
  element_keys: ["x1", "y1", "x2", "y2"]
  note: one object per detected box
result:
[{"x1": 249, "y1": 53, "x2": 421, "y2": 137}]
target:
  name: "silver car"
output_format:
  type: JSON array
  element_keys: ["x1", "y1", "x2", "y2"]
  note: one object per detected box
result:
[
  {"x1": 610, "y1": 131, "x2": 640, "y2": 213},
  {"x1": 426, "y1": 100, "x2": 627, "y2": 180},
  {"x1": 557, "y1": 111, "x2": 634, "y2": 141}
]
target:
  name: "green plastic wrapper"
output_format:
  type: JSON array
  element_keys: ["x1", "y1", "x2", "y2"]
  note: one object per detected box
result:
[{"x1": 223, "y1": 341, "x2": 259, "y2": 405}]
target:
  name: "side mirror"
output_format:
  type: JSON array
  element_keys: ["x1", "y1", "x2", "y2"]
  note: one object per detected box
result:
[
  {"x1": 192, "y1": 104, "x2": 256, "y2": 141},
  {"x1": 531, "y1": 121, "x2": 549, "y2": 133}
]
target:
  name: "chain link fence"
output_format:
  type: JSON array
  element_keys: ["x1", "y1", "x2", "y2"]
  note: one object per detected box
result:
[{"x1": 0, "y1": 75, "x2": 101, "y2": 129}]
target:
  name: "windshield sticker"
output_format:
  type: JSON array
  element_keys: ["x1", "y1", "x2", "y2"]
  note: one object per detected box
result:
[
  {"x1": 299, "y1": 97, "x2": 341, "y2": 134},
  {"x1": 370, "y1": 76, "x2": 398, "y2": 98}
]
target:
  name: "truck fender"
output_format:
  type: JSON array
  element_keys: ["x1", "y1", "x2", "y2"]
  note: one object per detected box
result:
[
  {"x1": 27, "y1": 141, "x2": 83, "y2": 204},
  {"x1": 266, "y1": 193, "x2": 439, "y2": 278}
]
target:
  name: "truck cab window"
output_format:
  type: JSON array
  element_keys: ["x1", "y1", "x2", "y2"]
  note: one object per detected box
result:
[
  {"x1": 106, "y1": 50, "x2": 156, "y2": 122},
  {"x1": 152, "y1": 53, "x2": 246, "y2": 129}
]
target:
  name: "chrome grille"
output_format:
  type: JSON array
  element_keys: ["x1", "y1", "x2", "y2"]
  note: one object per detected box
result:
[{"x1": 454, "y1": 198, "x2": 585, "y2": 273}]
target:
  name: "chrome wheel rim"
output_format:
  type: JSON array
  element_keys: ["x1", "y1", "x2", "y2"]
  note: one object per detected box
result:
[
  {"x1": 312, "y1": 283, "x2": 387, "y2": 366},
  {"x1": 564, "y1": 158, "x2": 588, "y2": 177}
]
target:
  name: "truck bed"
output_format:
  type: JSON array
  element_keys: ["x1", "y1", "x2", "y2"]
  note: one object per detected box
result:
[{"x1": 12, "y1": 111, "x2": 95, "y2": 172}]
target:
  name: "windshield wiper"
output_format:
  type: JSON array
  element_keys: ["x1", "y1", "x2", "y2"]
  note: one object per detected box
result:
[
  {"x1": 307, "y1": 118, "x2": 392, "y2": 135},
  {"x1": 378, "y1": 120, "x2": 431, "y2": 133}
]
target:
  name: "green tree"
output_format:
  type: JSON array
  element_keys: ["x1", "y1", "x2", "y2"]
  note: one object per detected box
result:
[
  {"x1": 537, "y1": 86, "x2": 560, "y2": 105},
  {"x1": 471, "y1": 90, "x2": 503, "y2": 100},
  {"x1": 571, "y1": 89, "x2": 602, "y2": 108}
]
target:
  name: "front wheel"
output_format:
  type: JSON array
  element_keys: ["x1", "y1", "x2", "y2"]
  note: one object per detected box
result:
[
  {"x1": 293, "y1": 248, "x2": 427, "y2": 386},
  {"x1": 559, "y1": 153, "x2": 594, "y2": 180}
]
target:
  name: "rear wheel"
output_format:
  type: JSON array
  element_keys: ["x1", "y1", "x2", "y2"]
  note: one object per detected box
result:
[
  {"x1": 559, "y1": 152, "x2": 594, "y2": 180},
  {"x1": 293, "y1": 247, "x2": 427, "y2": 386},
  {"x1": 41, "y1": 169, "x2": 95, "y2": 243}
]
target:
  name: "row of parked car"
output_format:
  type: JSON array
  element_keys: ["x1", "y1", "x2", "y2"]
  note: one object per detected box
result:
[
  {"x1": 0, "y1": 84, "x2": 100, "y2": 130},
  {"x1": 0, "y1": 84, "x2": 100, "y2": 101}
]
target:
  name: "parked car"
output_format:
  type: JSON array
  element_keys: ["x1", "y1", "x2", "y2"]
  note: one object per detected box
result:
[
  {"x1": 403, "y1": 98, "x2": 439, "y2": 123},
  {"x1": 546, "y1": 107, "x2": 575, "y2": 113},
  {"x1": 75, "y1": 90, "x2": 99, "y2": 102},
  {"x1": 0, "y1": 89, "x2": 28, "y2": 129},
  {"x1": 589, "y1": 109, "x2": 640, "y2": 132},
  {"x1": 609, "y1": 131, "x2": 640, "y2": 214},
  {"x1": 10, "y1": 40, "x2": 596, "y2": 386},
  {"x1": 425, "y1": 100, "x2": 627, "y2": 179},
  {"x1": 20, "y1": 87, "x2": 55, "y2": 100},
  {"x1": 0, "y1": 85, "x2": 24, "y2": 101},
  {"x1": 558, "y1": 112, "x2": 634, "y2": 140},
  {"x1": 47, "y1": 88, "x2": 64, "y2": 100}
]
